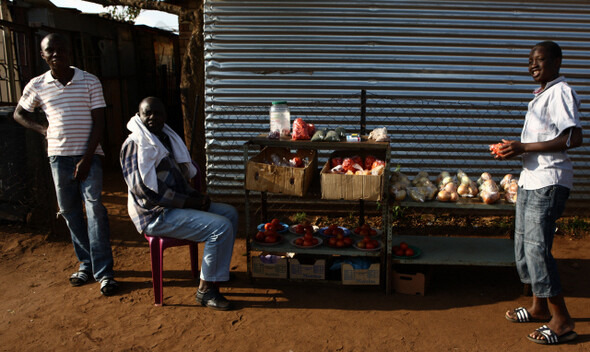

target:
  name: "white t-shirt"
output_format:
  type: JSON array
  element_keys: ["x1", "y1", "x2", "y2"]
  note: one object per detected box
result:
[
  {"x1": 18, "y1": 67, "x2": 106, "y2": 156},
  {"x1": 519, "y1": 76, "x2": 581, "y2": 190}
]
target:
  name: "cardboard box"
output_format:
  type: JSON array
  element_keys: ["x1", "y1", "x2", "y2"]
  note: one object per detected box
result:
[
  {"x1": 321, "y1": 151, "x2": 386, "y2": 201},
  {"x1": 245, "y1": 147, "x2": 317, "y2": 196},
  {"x1": 251, "y1": 255, "x2": 288, "y2": 279},
  {"x1": 392, "y1": 270, "x2": 427, "y2": 295},
  {"x1": 341, "y1": 263, "x2": 380, "y2": 285},
  {"x1": 289, "y1": 258, "x2": 325, "y2": 280}
]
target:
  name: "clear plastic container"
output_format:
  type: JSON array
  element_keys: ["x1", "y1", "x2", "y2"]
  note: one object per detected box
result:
[{"x1": 269, "y1": 101, "x2": 290, "y2": 138}]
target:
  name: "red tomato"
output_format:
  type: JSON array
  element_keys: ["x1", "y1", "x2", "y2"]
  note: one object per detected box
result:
[
  {"x1": 303, "y1": 239, "x2": 313, "y2": 247},
  {"x1": 364, "y1": 155, "x2": 376, "y2": 170},
  {"x1": 371, "y1": 160, "x2": 385, "y2": 169},
  {"x1": 343, "y1": 237, "x2": 353, "y2": 246},
  {"x1": 255, "y1": 231, "x2": 266, "y2": 242},
  {"x1": 351, "y1": 155, "x2": 363, "y2": 166},
  {"x1": 394, "y1": 248, "x2": 405, "y2": 256},
  {"x1": 336, "y1": 240, "x2": 344, "y2": 248},
  {"x1": 264, "y1": 223, "x2": 273, "y2": 231},
  {"x1": 354, "y1": 227, "x2": 361, "y2": 234},
  {"x1": 331, "y1": 157, "x2": 343, "y2": 168},
  {"x1": 323, "y1": 228, "x2": 332, "y2": 236},
  {"x1": 399, "y1": 242, "x2": 409, "y2": 250},
  {"x1": 295, "y1": 224, "x2": 304, "y2": 234},
  {"x1": 294, "y1": 238, "x2": 304, "y2": 246},
  {"x1": 312, "y1": 238, "x2": 319, "y2": 245},
  {"x1": 328, "y1": 237, "x2": 337, "y2": 246},
  {"x1": 404, "y1": 248, "x2": 415, "y2": 256},
  {"x1": 365, "y1": 242, "x2": 375, "y2": 249},
  {"x1": 359, "y1": 228, "x2": 369, "y2": 237},
  {"x1": 342, "y1": 158, "x2": 355, "y2": 172},
  {"x1": 265, "y1": 235, "x2": 277, "y2": 243},
  {"x1": 356, "y1": 241, "x2": 366, "y2": 249},
  {"x1": 370, "y1": 229, "x2": 377, "y2": 236}
]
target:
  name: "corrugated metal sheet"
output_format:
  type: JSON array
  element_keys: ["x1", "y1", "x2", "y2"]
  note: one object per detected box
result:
[{"x1": 204, "y1": 0, "x2": 590, "y2": 208}]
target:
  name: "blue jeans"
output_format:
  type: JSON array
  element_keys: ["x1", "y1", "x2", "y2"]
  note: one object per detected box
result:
[
  {"x1": 144, "y1": 203, "x2": 238, "y2": 282},
  {"x1": 49, "y1": 155, "x2": 114, "y2": 281},
  {"x1": 514, "y1": 185, "x2": 569, "y2": 298}
]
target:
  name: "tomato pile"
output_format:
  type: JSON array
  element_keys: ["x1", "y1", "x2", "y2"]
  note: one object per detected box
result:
[
  {"x1": 264, "y1": 218, "x2": 284, "y2": 232},
  {"x1": 353, "y1": 223, "x2": 378, "y2": 237},
  {"x1": 322, "y1": 224, "x2": 345, "y2": 237},
  {"x1": 393, "y1": 242, "x2": 415, "y2": 257},
  {"x1": 356, "y1": 236, "x2": 380, "y2": 250},
  {"x1": 254, "y1": 230, "x2": 280, "y2": 244},
  {"x1": 293, "y1": 232, "x2": 320, "y2": 247},
  {"x1": 330, "y1": 155, "x2": 385, "y2": 175},
  {"x1": 293, "y1": 221, "x2": 314, "y2": 234}
]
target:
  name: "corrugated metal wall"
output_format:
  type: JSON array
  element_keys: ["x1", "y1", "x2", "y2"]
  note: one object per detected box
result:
[{"x1": 203, "y1": 0, "x2": 590, "y2": 208}]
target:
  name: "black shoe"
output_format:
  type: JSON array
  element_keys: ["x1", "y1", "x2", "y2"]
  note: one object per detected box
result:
[{"x1": 196, "y1": 288, "x2": 233, "y2": 311}]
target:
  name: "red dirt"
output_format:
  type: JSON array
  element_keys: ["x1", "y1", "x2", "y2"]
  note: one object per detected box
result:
[{"x1": 1, "y1": 172, "x2": 590, "y2": 351}]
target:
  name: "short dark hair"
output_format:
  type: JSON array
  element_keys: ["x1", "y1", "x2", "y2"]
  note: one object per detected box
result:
[{"x1": 534, "y1": 41, "x2": 562, "y2": 60}]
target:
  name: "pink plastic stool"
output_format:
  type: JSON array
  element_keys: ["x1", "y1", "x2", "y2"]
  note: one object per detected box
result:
[{"x1": 144, "y1": 234, "x2": 199, "y2": 306}]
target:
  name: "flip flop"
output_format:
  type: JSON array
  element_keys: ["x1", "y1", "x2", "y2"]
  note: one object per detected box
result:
[
  {"x1": 99, "y1": 278, "x2": 119, "y2": 296},
  {"x1": 505, "y1": 307, "x2": 551, "y2": 323},
  {"x1": 527, "y1": 325, "x2": 578, "y2": 345},
  {"x1": 69, "y1": 270, "x2": 91, "y2": 287}
]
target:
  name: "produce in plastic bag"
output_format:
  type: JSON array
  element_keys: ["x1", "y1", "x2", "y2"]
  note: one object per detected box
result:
[
  {"x1": 311, "y1": 129, "x2": 327, "y2": 141},
  {"x1": 478, "y1": 175, "x2": 500, "y2": 204},
  {"x1": 455, "y1": 170, "x2": 478, "y2": 197},
  {"x1": 324, "y1": 130, "x2": 341, "y2": 141},
  {"x1": 407, "y1": 187, "x2": 426, "y2": 202},
  {"x1": 330, "y1": 157, "x2": 343, "y2": 168},
  {"x1": 368, "y1": 127, "x2": 390, "y2": 142},
  {"x1": 291, "y1": 118, "x2": 311, "y2": 140},
  {"x1": 501, "y1": 174, "x2": 518, "y2": 204}
]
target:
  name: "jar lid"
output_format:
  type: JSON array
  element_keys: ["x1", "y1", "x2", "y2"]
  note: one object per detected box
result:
[{"x1": 271, "y1": 101, "x2": 287, "y2": 105}]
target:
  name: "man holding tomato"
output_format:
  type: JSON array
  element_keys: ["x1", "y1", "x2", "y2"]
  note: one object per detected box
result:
[{"x1": 495, "y1": 41, "x2": 582, "y2": 345}]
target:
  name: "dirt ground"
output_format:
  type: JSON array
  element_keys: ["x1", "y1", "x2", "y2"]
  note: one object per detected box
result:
[{"x1": 1, "y1": 172, "x2": 590, "y2": 352}]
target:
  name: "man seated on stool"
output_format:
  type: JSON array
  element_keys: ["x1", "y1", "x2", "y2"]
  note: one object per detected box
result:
[{"x1": 120, "y1": 96, "x2": 238, "y2": 310}]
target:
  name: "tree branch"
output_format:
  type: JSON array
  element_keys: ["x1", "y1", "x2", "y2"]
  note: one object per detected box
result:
[{"x1": 82, "y1": 0, "x2": 185, "y2": 16}]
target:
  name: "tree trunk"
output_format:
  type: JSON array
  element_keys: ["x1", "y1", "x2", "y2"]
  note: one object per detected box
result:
[{"x1": 179, "y1": 4, "x2": 206, "y2": 189}]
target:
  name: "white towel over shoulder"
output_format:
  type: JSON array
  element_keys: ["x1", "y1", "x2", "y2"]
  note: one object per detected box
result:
[{"x1": 126, "y1": 114, "x2": 196, "y2": 192}]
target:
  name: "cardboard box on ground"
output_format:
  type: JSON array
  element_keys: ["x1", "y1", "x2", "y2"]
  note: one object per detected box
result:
[{"x1": 245, "y1": 147, "x2": 317, "y2": 197}]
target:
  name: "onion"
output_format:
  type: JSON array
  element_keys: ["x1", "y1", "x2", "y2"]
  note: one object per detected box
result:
[
  {"x1": 450, "y1": 191, "x2": 458, "y2": 202},
  {"x1": 444, "y1": 182, "x2": 457, "y2": 193},
  {"x1": 457, "y1": 184, "x2": 469, "y2": 196},
  {"x1": 437, "y1": 190, "x2": 451, "y2": 202}
]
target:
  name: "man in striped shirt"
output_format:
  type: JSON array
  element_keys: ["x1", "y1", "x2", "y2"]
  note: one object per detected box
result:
[{"x1": 14, "y1": 33, "x2": 118, "y2": 296}]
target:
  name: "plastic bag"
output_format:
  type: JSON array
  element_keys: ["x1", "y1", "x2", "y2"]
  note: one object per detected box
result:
[
  {"x1": 324, "y1": 130, "x2": 341, "y2": 141},
  {"x1": 368, "y1": 127, "x2": 390, "y2": 142},
  {"x1": 291, "y1": 118, "x2": 311, "y2": 140},
  {"x1": 311, "y1": 129, "x2": 326, "y2": 141}
]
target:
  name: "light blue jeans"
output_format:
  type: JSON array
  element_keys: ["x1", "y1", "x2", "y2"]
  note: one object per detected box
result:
[
  {"x1": 49, "y1": 155, "x2": 115, "y2": 281},
  {"x1": 514, "y1": 185, "x2": 569, "y2": 298},
  {"x1": 143, "y1": 203, "x2": 238, "y2": 282}
]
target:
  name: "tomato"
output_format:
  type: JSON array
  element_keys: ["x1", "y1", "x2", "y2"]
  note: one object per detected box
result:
[
  {"x1": 370, "y1": 229, "x2": 377, "y2": 236},
  {"x1": 359, "y1": 228, "x2": 369, "y2": 237},
  {"x1": 335, "y1": 228, "x2": 344, "y2": 236},
  {"x1": 336, "y1": 240, "x2": 344, "y2": 248},
  {"x1": 331, "y1": 157, "x2": 343, "y2": 168},
  {"x1": 354, "y1": 227, "x2": 361, "y2": 234},
  {"x1": 312, "y1": 238, "x2": 319, "y2": 245},
  {"x1": 356, "y1": 241, "x2": 366, "y2": 249},
  {"x1": 328, "y1": 237, "x2": 337, "y2": 246},
  {"x1": 335, "y1": 233, "x2": 344, "y2": 240},
  {"x1": 255, "y1": 231, "x2": 266, "y2": 242},
  {"x1": 365, "y1": 242, "x2": 375, "y2": 249},
  {"x1": 294, "y1": 238, "x2": 304, "y2": 246},
  {"x1": 323, "y1": 228, "x2": 332, "y2": 236},
  {"x1": 304, "y1": 225, "x2": 314, "y2": 233},
  {"x1": 303, "y1": 239, "x2": 313, "y2": 247},
  {"x1": 295, "y1": 224, "x2": 304, "y2": 234},
  {"x1": 351, "y1": 155, "x2": 363, "y2": 166},
  {"x1": 265, "y1": 235, "x2": 277, "y2": 243},
  {"x1": 399, "y1": 242, "x2": 409, "y2": 250},
  {"x1": 264, "y1": 223, "x2": 273, "y2": 231},
  {"x1": 364, "y1": 155, "x2": 376, "y2": 170},
  {"x1": 342, "y1": 158, "x2": 355, "y2": 172},
  {"x1": 271, "y1": 218, "x2": 280, "y2": 226},
  {"x1": 371, "y1": 160, "x2": 385, "y2": 169},
  {"x1": 291, "y1": 157, "x2": 303, "y2": 167},
  {"x1": 404, "y1": 248, "x2": 415, "y2": 256},
  {"x1": 394, "y1": 248, "x2": 405, "y2": 256},
  {"x1": 343, "y1": 237, "x2": 353, "y2": 246},
  {"x1": 303, "y1": 233, "x2": 313, "y2": 241},
  {"x1": 371, "y1": 240, "x2": 380, "y2": 247}
]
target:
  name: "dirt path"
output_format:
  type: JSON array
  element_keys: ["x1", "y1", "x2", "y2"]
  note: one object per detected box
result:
[{"x1": 1, "y1": 172, "x2": 589, "y2": 351}]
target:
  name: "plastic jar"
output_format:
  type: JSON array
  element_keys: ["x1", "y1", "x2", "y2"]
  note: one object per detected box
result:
[{"x1": 269, "y1": 101, "x2": 290, "y2": 138}]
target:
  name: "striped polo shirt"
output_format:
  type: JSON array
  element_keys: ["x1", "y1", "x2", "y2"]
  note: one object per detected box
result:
[{"x1": 18, "y1": 67, "x2": 106, "y2": 156}]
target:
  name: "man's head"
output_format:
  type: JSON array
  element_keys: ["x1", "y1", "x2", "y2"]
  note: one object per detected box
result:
[
  {"x1": 40, "y1": 33, "x2": 71, "y2": 72},
  {"x1": 529, "y1": 41, "x2": 562, "y2": 87},
  {"x1": 139, "y1": 97, "x2": 167, "y2": 134}
]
